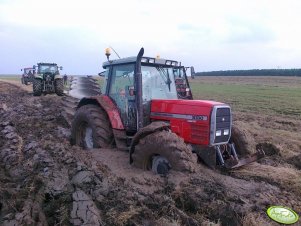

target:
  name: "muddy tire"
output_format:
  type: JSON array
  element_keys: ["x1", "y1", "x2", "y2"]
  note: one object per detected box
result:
[
  {"x1": 71, "y1": 104, "x2": 113, "y2": 149},
  {"x1": 230, "y1": 125, "x2": 251, "y2": 156},
  {"x1": 132, "y1": 130, "x2": 197, "y2": 172},
  {"x1": 54, "y1": 78, "x2": 64, "y2": 96},
  {"x1": 33, "y1": 78, "x2": 43, "y2": 96}
]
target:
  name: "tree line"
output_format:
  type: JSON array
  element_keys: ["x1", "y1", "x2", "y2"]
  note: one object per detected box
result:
[{"x1": 195, "y1": 69, "x2": 301, "y2": 77}]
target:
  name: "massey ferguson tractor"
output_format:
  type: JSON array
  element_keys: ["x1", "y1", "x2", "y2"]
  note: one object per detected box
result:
[
  {"x1": 21, "y1": 67, "x2": 35, "y2": 85},
  {"x1": 70, "y1": 48, "x2": 264, "y2": 174},
  {"x1": 32, "y1": 62, "x2": 64, "y2": 96}
]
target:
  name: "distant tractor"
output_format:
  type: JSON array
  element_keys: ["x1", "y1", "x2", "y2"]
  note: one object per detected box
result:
[
  {"x1": 32, "y1": 63, "x2": 64, "y2": 96},
  {"x1": 21, "y1": 67, "x2": 35, "y2": 85},
  {"x1": 70, "y1": 48, "x2": 264, "y2": 174}
]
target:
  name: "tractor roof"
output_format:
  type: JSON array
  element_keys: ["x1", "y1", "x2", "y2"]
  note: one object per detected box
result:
[
  {"x1": 37, "y1": 62, "x2": 58, "y2": 66},
  {"x1": 102, "y1": 56, "x2": 179, "y2": 68}
]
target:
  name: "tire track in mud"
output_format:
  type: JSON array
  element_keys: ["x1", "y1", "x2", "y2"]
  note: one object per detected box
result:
[{"x1": 1, "y1": 81, "x2": 300, "y2": 226}]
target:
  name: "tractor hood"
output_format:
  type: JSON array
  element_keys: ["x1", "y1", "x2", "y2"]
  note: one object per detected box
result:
[
  {"x1": 151, "y1": 99, "x2": 227, "y2": 117},
  {"x1": 150, "y1": 99, "x2": 232, "y2": 146}
]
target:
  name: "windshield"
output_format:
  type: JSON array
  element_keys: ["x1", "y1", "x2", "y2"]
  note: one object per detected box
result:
[
  {"x1": 141, "y1": 65, "x2": 177, "y2": 102},
  {"x1": 38, "y1": 65, "x2": 58, "y2": 74}
]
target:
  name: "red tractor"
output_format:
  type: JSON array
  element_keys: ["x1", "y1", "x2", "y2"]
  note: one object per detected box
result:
[
  {"x1": 70, "y1": 48, "x2": 264, "y2": 174},
  {"x1": 21, "y1": 67, "x2": 35, "y2": 85}
]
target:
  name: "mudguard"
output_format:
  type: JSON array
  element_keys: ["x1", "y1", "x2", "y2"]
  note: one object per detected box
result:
[
  {"x1": 34, "y1": 74, "x2": 43, "y2": 79},
  {"x1": 129, "y1": 121, "x2": 170, "y2": 163},
  {"x1": 54, "y1": 74, "x2": 63, "y2": 79},
  {"x1": 77, "y1": 95, "x2": 124, "y2": 130}
]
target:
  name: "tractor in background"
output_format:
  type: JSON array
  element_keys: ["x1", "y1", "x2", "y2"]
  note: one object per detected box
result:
[
  {"x1": 69, "y1": 48, "x2": 264, "y2": 174},
  {"x1": 32, "y1": 63, "x2": 64, "y2": 96},
  {"x1": 21, "y1": 67, "x2": 35, "y2": 85}
]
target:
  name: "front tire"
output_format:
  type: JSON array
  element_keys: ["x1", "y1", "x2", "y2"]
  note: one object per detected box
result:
[
  {"x1": 230, "y1": 125, "x2": 251, "y2": 156},
  {"x1": 54, "y1": 78, "x2": 64, "y2": 96},
  {"x1": 71, "y1": 104, "x2": 113, "y2": 149},
  {"x1": 33, "y1": 78, "x2": 43, "y2": 96},
  {"x1": 132, "y1": 130, "x2": 197, "y2": 173}
]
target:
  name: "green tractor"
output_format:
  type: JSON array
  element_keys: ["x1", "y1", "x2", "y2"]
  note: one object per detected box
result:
[{"x1": 32, "y1": 63, "x2": 64, "y2": 96}]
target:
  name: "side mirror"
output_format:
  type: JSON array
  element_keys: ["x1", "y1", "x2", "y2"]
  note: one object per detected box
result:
[
  {"x1": 59, "y1": 66, "x2": 63, "y2": 70},
  {"x1": 98, "y1": 71, "x2": 105, "y2": 77},
  {"x1": 21, "y1": 69, "x2": 23, "y2": 71}
]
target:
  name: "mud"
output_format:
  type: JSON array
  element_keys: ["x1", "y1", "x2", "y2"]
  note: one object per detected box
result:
[{"x1": 0, "y1": 81, "x2": 300, "y2": 226}]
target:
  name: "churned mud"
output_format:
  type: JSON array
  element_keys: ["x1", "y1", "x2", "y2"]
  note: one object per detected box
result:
[{"x1": 0, "y1": 81, "x2": 300, "y2": 226}]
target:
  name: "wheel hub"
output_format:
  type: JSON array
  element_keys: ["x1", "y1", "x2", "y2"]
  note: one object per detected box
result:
[
  {"x1": 84, "y1": 126, "x2": 93, "y2": 149},
  {"x1": 151, "y1": 156, "x2": 171, "y2": 175}
]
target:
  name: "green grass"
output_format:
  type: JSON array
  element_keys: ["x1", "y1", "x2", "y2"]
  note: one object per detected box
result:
[
  {"x1": 0, "y1": 75, "x2": 20, "y2": 81},
  {"x1": 190, "y1": 80, "x2": 301, "y2": 118}
]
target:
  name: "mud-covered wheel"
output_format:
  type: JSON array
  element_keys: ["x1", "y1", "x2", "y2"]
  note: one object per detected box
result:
[
  {"x1": 33, "y1": 78, "x2": 43, "y2": 96},
  {"x1": 230, "y1": 125, "x2": 251, "y2": 156},
  {"x1": 132, "y1": 130, "x2": 197, "y2": 173},
  {"x1": 54, "y1": 78, "x2": 64, "y2": 96},
  {"x1": 71, "y1": 104, "x2": 113, "y2": 149}
]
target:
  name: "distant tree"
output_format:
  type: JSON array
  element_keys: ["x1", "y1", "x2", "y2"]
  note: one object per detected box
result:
[{"x1": 195, "y1": 69, "x2": 301, "y2": 77}]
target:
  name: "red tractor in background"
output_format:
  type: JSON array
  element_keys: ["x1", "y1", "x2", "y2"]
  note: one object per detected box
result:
[
  {"x1": 21, "y1": 67, "x2": 35, "y2": 85},
  {"x1": 70, "y1": 48, "x2": 264, "y2": 174}
]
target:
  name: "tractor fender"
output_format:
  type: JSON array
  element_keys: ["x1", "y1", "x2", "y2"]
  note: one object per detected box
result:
[
  {"x1": 77, "y1": 95, "x2": 124, "y2": 130},
  {"x1": 54, "y1": 74, "x2": 63, "y2": 80},
  {"x1": 129, "y1": 121, "x2": 170, "y2": 163},
  {"x1": 34, "y1": 74, "x2": 43, "y2": 79}
]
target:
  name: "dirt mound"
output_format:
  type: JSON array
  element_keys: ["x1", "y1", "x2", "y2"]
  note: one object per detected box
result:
[{"x1": 1, "y1": 81, "x2": 301, "y2": 226}]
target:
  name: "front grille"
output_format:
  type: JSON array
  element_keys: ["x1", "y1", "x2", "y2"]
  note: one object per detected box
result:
[{"x1": 210, "y1": 106, "x2": 231, "y2": 145}]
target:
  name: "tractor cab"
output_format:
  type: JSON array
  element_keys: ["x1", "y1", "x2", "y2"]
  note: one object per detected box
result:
[
  {"x1": 100, "y1": 54, "x2": 194, "y2": 132},
  {"x1": 35, "y1": 63, "x2": 62, "y2": 78}
]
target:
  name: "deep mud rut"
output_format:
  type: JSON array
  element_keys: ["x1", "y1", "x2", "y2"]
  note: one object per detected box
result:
[{"x1": 0, "y1": 81, "x2": 300, "y2": 226}]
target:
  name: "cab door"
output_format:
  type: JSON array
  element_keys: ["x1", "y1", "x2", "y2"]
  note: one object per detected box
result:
[{"x1": 108, "y1": 63, "x2": 137, "y2": 132}]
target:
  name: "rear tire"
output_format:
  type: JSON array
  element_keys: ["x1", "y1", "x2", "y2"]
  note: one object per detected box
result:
[
  {"x1": 33, "y1": 78, "x2": 43, "y2": 96},
  {"x1": 132, "y1": 130, "x2": 197, "y2": 173},
  {"x1": 71, "y1": 104, "x2": 113, "y2": 149},
  {"x1": 55, "y1": 78, "x2": 64, "y2": 96}
]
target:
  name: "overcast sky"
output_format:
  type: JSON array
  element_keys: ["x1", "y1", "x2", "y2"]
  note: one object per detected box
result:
[{"x1": 1, "y1": 0, "x2": 301, "y2": 75}]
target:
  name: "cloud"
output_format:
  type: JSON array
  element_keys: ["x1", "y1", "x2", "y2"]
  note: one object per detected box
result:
[{"x1": 1, "y1": 0, "x2": 301, "y2": 73}]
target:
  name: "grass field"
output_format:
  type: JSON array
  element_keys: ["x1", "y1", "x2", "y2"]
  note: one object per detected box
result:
[
  {"x1": 0, "y1": 75, "x2": 20, "y2": 81},
  {"x1": 190, "y1": 76, "x2": 301, "y2": 119}
]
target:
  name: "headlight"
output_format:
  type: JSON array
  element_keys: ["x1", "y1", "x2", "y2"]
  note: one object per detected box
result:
[
  {"x1": 223, "y1": 129, "x2": 229, "y2": 136},
  {"x1": 216, "y1": 130, "x2": 221, "y2": 136}
]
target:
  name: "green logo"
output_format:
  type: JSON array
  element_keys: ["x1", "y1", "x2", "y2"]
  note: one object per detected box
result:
[{"x1": 267, "y1": 206, "x2": 299, "y2": 224}]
